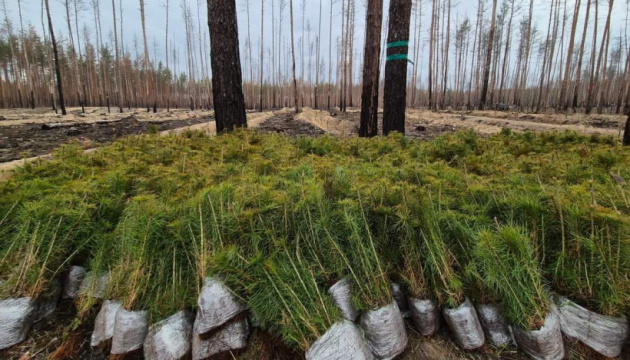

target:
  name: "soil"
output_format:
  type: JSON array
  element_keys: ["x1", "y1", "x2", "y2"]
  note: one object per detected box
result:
[
  {"x1": 0, "y1": 115, "x2": 213, "y2": 163},
  {"x1": 257, "y1": 113, "x2": 326, "y2": 137}
]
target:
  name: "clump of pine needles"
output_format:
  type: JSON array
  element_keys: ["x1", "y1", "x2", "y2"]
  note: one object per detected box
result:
[{"x1": 1, "y1": 129, "x2": 630, "y2": 350}]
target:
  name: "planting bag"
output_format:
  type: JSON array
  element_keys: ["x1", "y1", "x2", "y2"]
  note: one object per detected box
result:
[
  {"x1": 306, "y1": 319, "x2": 374, "y2": 360},
  {"x1": 476, "y1": 304, "x2": 513, "y2": 347},
  {"x1": 442, "y1": 297, "x2": 485, "y2": 350},
  {"x1": 192, "y1": 317, "x2": 249, "y2": 360},
  {"x1": 91, "y1": 300, "x2": 122, "y2": 347},
  {"x1": 359, "y1": 301, "x2": 408, "y2": 359},
  {"x1": 513, "y1": 307, "x2": 564, "y2": 360},
  {"x1": 328, "y1": 278, "x2": 359, "y2": 322},
  {"x1": 555, "y1": 297, "x2": 628, "y2": 358},
  {"x1": 408, "y1": 297, "x2": 441, "y2": 336},
  {"x1": 111, "y1": 308, "x2": 150, "y2": 354},
  {"x1": 0, "y1": 298, "x2": 36, "y2": 350},
  {"x1": 79, "y1": 271, "x2": 109, "y2": 299},
  {"x1": 144, "y1": 310, "x2": 194, "y2": 360},
  {"x1": 195, "y1": 276, "x2": 245, "y2": 335},
  {"x1": 62, "y1": 266, "x2": 86, "y2": 299},
  {"x1": 390, "y1": 283, "x2": 409, "y2": 318},
  {"x1": 34, "y1": 279, "x2": 61, "y2": 322}
]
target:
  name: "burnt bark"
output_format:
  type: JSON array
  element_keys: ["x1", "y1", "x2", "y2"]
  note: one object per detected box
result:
[
  {"x1": 44, "y1": 0, "x2": 66, "y2": 115},
  {"x1": 383, "y1": 0, "x2": 412, "y2": 136},
  {"x1": 623, "y1": 115, "x2": 630, "y2": 146},
  {"x1": 479, "y1": 0, "x2": 498, "y2": 110},
  {"x1": 359, "y1": 0, "x2": 384, "y2": 138},
  {"x1": 208, "y1": 0, "x2": 247, "y2": 132}
]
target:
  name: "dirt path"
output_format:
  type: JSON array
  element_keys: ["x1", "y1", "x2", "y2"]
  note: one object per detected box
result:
[
  {"x1": 0, "y1": 109, "x2": 284, "y2": 178},
  {"x1": 295, "y1": 108, "x2": 626, "y2": 140}
]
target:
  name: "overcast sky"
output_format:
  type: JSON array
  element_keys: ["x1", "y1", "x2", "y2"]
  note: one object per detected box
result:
[{"x1": 4, "y1": 0, "x2": 630, "y2": 85}]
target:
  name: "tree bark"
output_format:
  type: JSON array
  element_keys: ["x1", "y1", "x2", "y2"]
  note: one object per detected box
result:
[
  {"x1": 208, "y1": 0, "x2": 247, "y2": 132},
  {"x1": 289, "y1": 0, "x2": 299, "y2": 113},
  {"x1": 359, "y1": 0, "x2": 384, "y2": 137},
  {"x1": 44, "y1": 0, "x2": 66, "y2": 115},
  {"x1": 383, "y1": 0, "x2": 412, "y2": 135},
  {"x1": 479, "y1": 0, "x2": 498, "y2": 110}
]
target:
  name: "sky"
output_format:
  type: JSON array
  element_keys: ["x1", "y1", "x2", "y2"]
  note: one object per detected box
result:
[{"x1": 4, "y1": 0, "x2": 630, "y2": 85}]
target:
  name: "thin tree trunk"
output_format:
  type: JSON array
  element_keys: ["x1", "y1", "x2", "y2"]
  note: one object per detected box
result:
[
  {"x1": 44, "y1": 0, "x2": 66, "y2": 115},
  {"x1": 479, "y1": 0, "x2": 498, "y2": 110},
  {"x1": 359, "y1": 0, "x2": 384, "y2": 137},
  {"x1": 289, "y1": 0, "x2": 299, "y2": 113}
]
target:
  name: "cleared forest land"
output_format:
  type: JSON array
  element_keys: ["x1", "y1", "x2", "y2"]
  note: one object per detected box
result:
[{"x1": 1, "y1": 107, "x2": 625, "y2": 167}]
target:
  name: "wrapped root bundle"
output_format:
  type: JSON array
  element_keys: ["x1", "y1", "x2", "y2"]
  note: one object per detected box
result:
[
  {"x1": 144, "y1": 310, "x2": 194, "y2": 360},
  {"x1": 91, "y1": 300, "x2": 122, "y2": 347},
  {"x1": 390, "y1": 283, "x2": 409, "y2": 317},
  {"x1": 476, "y1": 304, "x2": 513, "y2": 347},
  {"x1": 192, "y1": 316, "x2": 249, "y2": 360},
  {"x1": 111, "y1": 308, "x2": 150, "y2": 355},
  {"x1": 62, "y1": 266, "x2": 86, "y2": 299},
  {"x1": 329, "y1": 278, "x2": 359, "y2": 322},
  {"x1": 408, "y1": 298, "x2": 441, "y2": 336},
  {"x1": 0, "y1": 298, "x2": 36, "y2": 350},
  {"x1": 360, "y1": 301, "x2": 408, "y2": 359},
  {"x1": 306, "y1": 320, "x2": 374, "y2": 360},
  {"x1": 513, "y1": 307, "x2": 564, "y2": 360},
  {"x1": 555, "y1": 297, "x2": 628, "y2": 358},
  {"x1": 195, "y1": 276, "x2": 245, "y2": 335},
  {"x1": 34, "y1": 279, "x2": 61, "y2": 322},
  {"x1": 474, "y1": 226, "x2": 557, "y2": 357},
  {"x1": 442, "y1": 297, "x2": 485, "y2": 350}
]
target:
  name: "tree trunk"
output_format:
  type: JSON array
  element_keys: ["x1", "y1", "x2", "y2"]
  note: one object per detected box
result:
[
  {"x1": 259, "y1": 0, "x2": 264, "y2": 112},
  {"x1": 289, "y1": 0, "x2": 299, "y2": 113},
  {"x1": 208, "y1": 0, "x2": 247, "y2": 132},
  {"x1": 44, "y1": 0, "x2": 66, "y2": 115},
  {"x1": 623, "y1": 115, "x2": 630, "y2": 146},
  {"x1": 383, "y1": 0, "x2": 412, "y2": 135},
  {"x1": 359, "y1": 0, "x2": 384, "y2": 137},
  {"x1": 479, "y1": 0, "x2": 498, "y2": 110}
]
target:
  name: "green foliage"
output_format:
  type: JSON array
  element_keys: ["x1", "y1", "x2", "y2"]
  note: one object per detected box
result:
[
  {"x1": 472, "y1": 226, "x2": 549, "y2": 330},
  {"x1": 2, "y1": 129, "x2": 630, "y2": 349}
]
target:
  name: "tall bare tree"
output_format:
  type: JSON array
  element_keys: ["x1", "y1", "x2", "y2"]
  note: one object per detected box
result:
[
  {"x1": 479, "y1": 0, "x2": 498, "y2": 110},
  {"x1": 359, "y1": 0, "x2": 384, "y2": 137},
  {"x1": 289, "y1": 0, "x2": 299, "y2": 113},
  {"x1": 44, "y1": 0, "x2": 66, "y2": 115}
]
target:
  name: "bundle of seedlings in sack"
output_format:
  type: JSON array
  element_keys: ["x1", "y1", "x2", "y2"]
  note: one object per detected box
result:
[
  {"x1": 417, "y1": 204, "x2": 483, "y2": 350},
  {"x1": 554, "y1": 296, "x2": 628, "y2": 358},
  {"x1": 212, "y1": 242, "x2": 349, "y2": 359},
  {"x1": 92, "y1": 197, "x2": 196, "y2": 355},
  {"x1": 332, "y1": 200, "x2": 408, "y2": 359},
  {"x1": 549, "y1": 198, "x2": 630, "y2": 357},
  {"x1": 388, "y1": 191, "x2": 440, "y2": 336},
  {"x1": 474, "y1": 226, "x2": 563, "y2": 359}
]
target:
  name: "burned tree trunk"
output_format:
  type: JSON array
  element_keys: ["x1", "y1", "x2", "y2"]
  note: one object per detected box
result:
[
  {"x1": 383, "y1": 0, "x2": 412, "y2": 136},
  {"x1": 44, "y1": 0, "x2": 66, "y2": 115},
  {"x1": 479, "y1": 0, "x2": 498, "y2": 110},
  {"x1": 208, "y1": 0, "x2": 247, "y2": 132},
  {"x1": 359, "y1": 0, "x2": 384, "y2": 138},
  {"x1": 623, "y1": 115, "x2": 630, "y2": 146}
]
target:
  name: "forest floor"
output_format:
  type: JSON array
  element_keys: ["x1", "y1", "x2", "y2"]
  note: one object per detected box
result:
[{"x1": 1, "y1": 106, "x2": 624, "y2": 167}]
